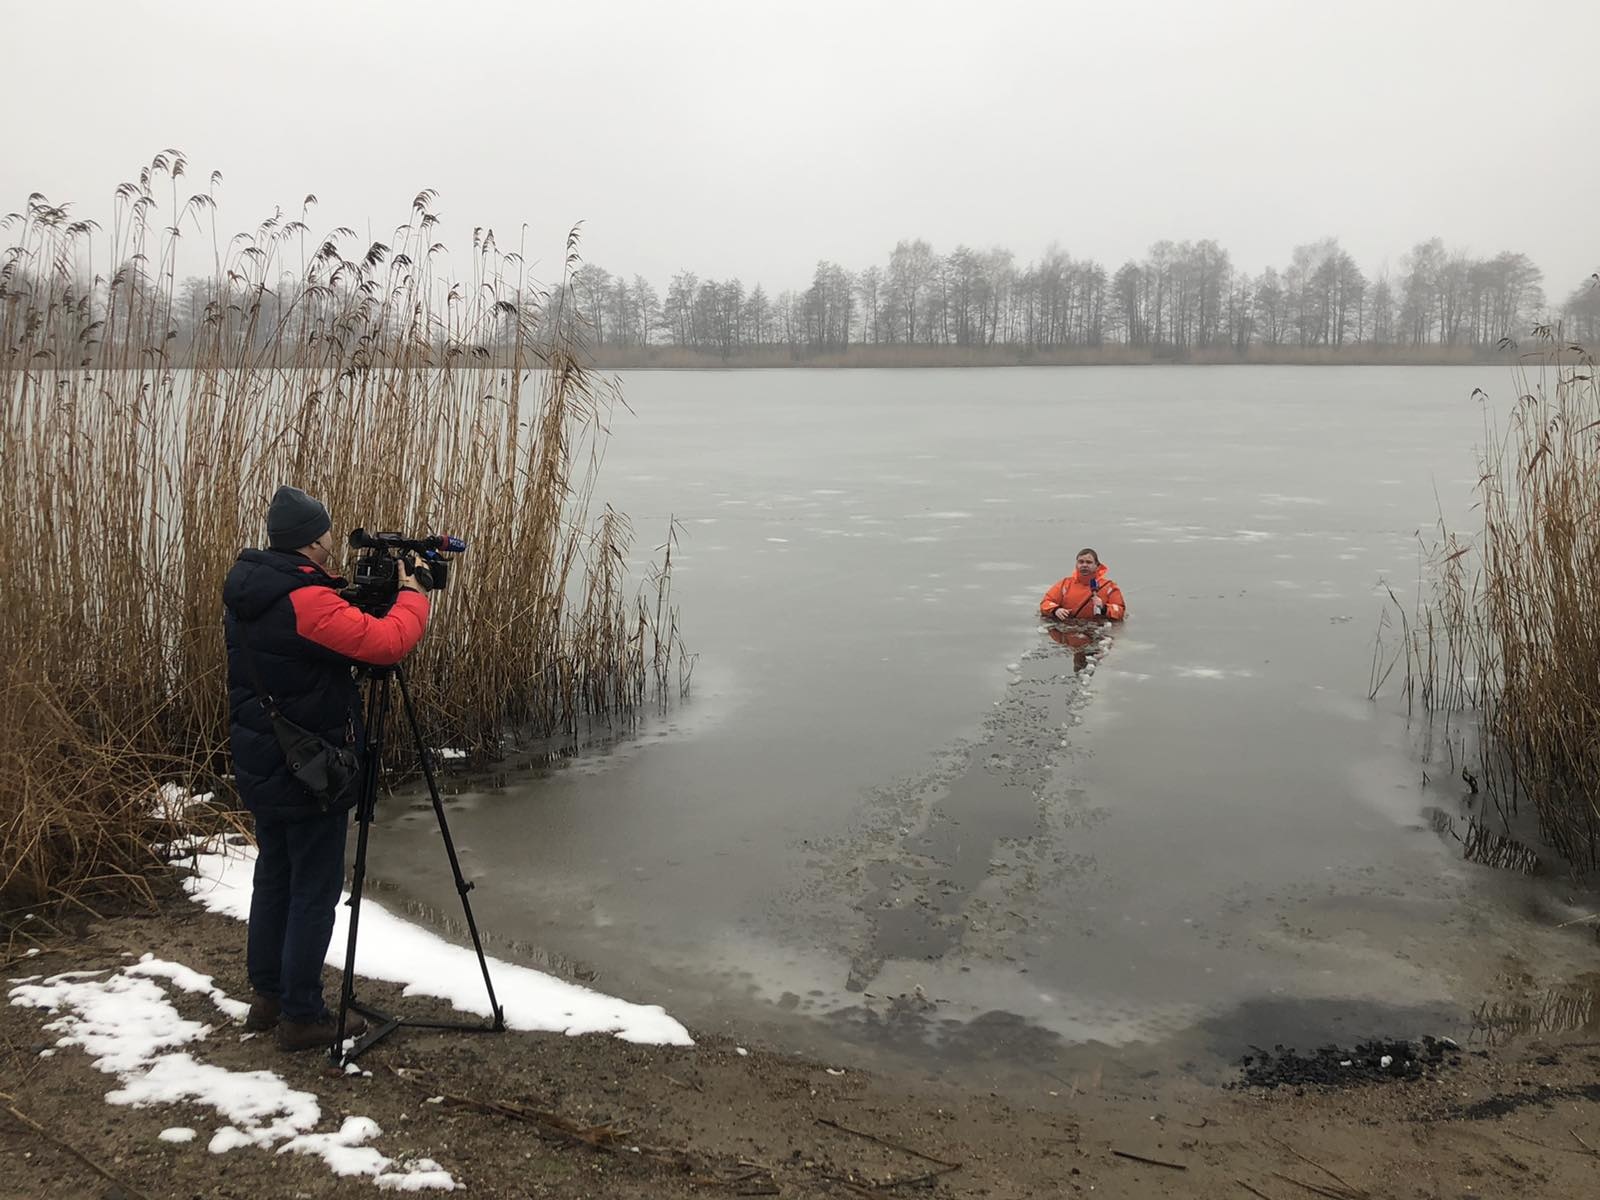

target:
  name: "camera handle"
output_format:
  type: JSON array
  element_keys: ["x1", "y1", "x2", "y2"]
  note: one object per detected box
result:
[{"x1": 331, "y1": 663, "x2": 506, "y2": 1066}]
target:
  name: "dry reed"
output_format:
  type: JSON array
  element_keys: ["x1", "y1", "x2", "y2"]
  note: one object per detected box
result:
[
  {"x1": 0, "y1": 152, "x2": 687, "y2": 920},
  {"x1": 1378, "y1": 327, "x2": 1600, "y2": 873}
]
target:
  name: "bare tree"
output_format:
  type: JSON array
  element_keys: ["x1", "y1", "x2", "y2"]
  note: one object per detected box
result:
[
  {"x1": 1563, "y1": 275, "x2": 1600, "y2": 343},
  {"x1": 885, "y1": 239, "x2": 937, "y2": 344},
  {"x1": 1369, "y1": 273, "x2": 1394, "y2": 346},
  {"x1": 854, "y1": 266, "x2": 882, "y2": 345},
  {"x1": 1254, "y1": 268, "x2": 1285, "y2": 346},
  {"x1": 745, "y1": 283, "x2": 770, "y2": 347}
]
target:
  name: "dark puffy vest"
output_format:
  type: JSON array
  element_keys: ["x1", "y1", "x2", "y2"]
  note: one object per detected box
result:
[{"x1": 222, "y1": 548, "x2": 362, "y2": 818}]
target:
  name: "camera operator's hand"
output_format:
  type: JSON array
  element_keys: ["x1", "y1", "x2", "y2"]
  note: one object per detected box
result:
[{"x1": 398, "y1": 554, "x2": 433, "y2": 595}]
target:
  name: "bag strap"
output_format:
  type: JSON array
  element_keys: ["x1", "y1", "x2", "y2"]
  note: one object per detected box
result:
[{"x1": 232, "y1": 616, "x2": 285, "y2": 720}]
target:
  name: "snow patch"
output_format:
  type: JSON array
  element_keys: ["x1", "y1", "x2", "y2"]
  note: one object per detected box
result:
[{"x1": 9, "y1": 966, "x2": 454, "y2": 1189}]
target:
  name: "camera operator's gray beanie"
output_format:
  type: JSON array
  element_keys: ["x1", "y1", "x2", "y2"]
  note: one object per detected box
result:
[{"x1": 266, "y1": 485, "x2": 331, "y2": 550}]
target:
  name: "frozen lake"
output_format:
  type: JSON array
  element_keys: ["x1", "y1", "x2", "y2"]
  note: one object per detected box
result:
[{"x1": 368, "y1": 365, "x2": 1593, "y2": 1090}]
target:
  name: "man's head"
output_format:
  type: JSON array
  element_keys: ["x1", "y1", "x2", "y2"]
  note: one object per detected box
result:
[
  {"x1": 1075, "y1": 547, "x2": 1100, "y2": 580},
  {"x1": 267, "y1": 486, "x2": 332, "y2": 564}
]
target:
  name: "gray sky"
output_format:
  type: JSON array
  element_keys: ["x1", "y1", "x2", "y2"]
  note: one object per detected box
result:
[{"x1": 5, "y1": 0, "x2": 1595, "y2": 297}]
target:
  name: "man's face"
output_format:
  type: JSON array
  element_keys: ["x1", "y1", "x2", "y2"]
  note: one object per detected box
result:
[{"x1": 1076, "y1": 553, "x2": 1098, "y2": 579}]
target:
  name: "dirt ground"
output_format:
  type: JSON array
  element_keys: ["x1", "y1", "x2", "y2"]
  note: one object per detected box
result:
[{"x1": 3, "y1": 897, "x2": 1599, "y2": 1200}]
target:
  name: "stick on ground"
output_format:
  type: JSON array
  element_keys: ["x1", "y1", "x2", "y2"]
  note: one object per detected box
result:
[
  {"x1": 1270, "y1": 1136, "x2": 1367, "y2": 1197},
  {"x1": 1112, "y1": 1148, "x2": 1188, "y2": 1170},
  {"x1": 816, "y1": 1116, "x2": 961, "y2": 1167},
  {"x1": 2, "y1": 1100, "x2": 153, "y2": 1200}
]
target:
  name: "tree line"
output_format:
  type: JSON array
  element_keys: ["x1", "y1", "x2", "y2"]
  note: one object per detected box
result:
[
  {"x1": 564, "y1": 237, "x2": 1594, "y2": 358},
  {"x1": 10, "y1": 214, "x2": 1594, "y2": 368}
]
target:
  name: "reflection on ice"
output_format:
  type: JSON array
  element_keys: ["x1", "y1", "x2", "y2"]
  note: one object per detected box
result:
[
  {"x1": 1259, "y1": 493, "x2": 1330, "y2": 505},
  {"x1": 1175, "y1": 666, "x2": 1255, "y2": 680}
]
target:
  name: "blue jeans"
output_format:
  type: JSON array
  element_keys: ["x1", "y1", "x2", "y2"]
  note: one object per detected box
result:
[{"x1": 247, "y1": 807, "x2": 349, "y2": 1022}]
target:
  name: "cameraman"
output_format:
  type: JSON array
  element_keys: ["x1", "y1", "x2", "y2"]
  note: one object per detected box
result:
[{"x1": 222, "y1": 485, "x2": 431, "y2": 1052}]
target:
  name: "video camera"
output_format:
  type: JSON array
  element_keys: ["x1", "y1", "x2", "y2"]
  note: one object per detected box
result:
[{"x1": 342, "y1": 527, "x2": 466, "y2": 611}]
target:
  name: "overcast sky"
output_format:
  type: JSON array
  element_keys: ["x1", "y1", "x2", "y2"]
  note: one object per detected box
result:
[{"x1": 5, "y1": 0, "x2": 1595, "y2": 298}]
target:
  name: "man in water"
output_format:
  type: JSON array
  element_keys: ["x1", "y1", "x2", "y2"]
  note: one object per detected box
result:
[{"x1": 1039, "y1": 547, "x2": 1126, "y2": 622}]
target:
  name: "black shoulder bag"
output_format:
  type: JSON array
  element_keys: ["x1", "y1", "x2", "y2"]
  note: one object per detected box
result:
[{"x1": 234, "y1": 618, "x2": 362, "y2": 813}]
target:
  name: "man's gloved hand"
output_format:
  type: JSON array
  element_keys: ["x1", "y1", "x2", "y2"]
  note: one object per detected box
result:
[
  {"x1": 1088, "y1": 577, "x2": 1104, "y2": 616},
  {"x1": 398, "y1": 554, "x2": 433, "y2": 594}
]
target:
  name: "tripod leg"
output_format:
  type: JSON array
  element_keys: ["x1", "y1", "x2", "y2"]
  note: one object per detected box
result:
[
  {"x1": 393, "y1": 664, "x2": 507, "y2": 1031},
  {"x1": 332, "y1": 671, "x2": 391, "y2": 1064}
]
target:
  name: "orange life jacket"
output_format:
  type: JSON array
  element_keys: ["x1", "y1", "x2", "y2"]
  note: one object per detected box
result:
[{"x1": 1039, "y1": 564, "x2": 1126, "y2": 621}]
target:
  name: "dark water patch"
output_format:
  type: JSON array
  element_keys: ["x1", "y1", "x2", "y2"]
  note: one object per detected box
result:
[
  {"x1": 845, "y1": 631, "x2": 1108, "y2": 990},
  {"x1": 1202, "y1": 996, "x2": 1463, "y2": 1060},
  {"x1": 363, "y1": 873, "x2": 603, "y2": 982},
  {"x1": 822, "y1": 996, "x2": 1069, "y2": 1070}
]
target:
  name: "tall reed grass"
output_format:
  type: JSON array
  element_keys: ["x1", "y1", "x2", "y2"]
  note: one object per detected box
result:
[
  {"x1": 1377, "y1": 328, "x2": 1600, "y2": 874},
  {"x1": 0, "y1": 152, "x2": 687, "y2": 920}
]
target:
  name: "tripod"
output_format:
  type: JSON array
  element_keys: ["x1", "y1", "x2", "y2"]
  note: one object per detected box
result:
[{"x1": 331, "y1": 663, "x2": 505, "y2": 1066}]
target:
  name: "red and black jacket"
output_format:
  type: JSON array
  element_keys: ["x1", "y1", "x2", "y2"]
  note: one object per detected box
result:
[{"x1": 222, "y1": 548, "x2": 429, "y2": 819}]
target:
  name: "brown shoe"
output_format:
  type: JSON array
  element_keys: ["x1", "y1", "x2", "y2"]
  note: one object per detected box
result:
[
  {"x1": 275, "y1": 1011, "x2": 367, "y2": 1053},
  {"x1": 243, "y1": 994, "x2": 280, "y2": 1032}
]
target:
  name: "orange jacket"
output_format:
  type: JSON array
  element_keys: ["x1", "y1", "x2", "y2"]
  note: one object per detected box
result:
[{"x1": 1040, "y1": 564, "x2": 1126, "y2": 621}]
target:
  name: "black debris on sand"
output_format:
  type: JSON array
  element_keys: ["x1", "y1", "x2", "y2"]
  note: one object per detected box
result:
[{"x1": 1233, "y1": 1036, "x2": 1464, "y2": 1090}]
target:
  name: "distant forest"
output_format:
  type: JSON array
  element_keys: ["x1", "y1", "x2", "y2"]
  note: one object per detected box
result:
[
  {"x1": 559, "y1": 237, "x2": 1599, "y2": 364},
  {"x1": 11, "y1": 188, "x2": 1600, "y2": 369}
]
